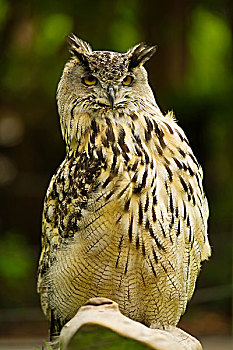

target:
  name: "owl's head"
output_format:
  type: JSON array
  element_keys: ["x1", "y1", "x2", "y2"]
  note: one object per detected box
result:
[
  {"x1": 57, "y1": 35, "x2": 157, "y2": 146},
  {"x1": 57, "y1": 35, "x2": 157, "y2": 114}
]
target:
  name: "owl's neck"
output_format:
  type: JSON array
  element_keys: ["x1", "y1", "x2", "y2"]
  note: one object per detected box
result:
[{"x1": 62, "y1": 100, "x2": 162, "y2": 156}]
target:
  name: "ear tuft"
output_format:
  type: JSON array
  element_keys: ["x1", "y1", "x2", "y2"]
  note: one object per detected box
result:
[
  {"x1": 128, "y1": 43, "x2": 157, "y2": 69},
  {"x1": 66, "y1": 34, "x2": 92, "y2": 67},
  {"x1": 66, "y1": 34, "x2": 92, "y2": 54}
]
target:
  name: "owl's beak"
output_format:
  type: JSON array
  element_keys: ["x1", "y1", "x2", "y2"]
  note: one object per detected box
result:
[{"x1": 107, "y1": 85, "x2": 115, "y2": 110}]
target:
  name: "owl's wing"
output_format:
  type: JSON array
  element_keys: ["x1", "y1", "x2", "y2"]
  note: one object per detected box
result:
[
  {"x1": 123, "y1": 108, "x2": 211, "y2": 301},
  {"x1": 37, "y1": 149, "x2": 104, "y2": 315},
  {"x1": 153, "y1": 110, "x2": 210, "y2": 254},
  {"x1": 37, "y1": 157, "x2": 81, "y2": 313},
  {"x1": 37, "y1": 169, "x2": 59, "y2": 315},
  {"x1": 98, "y1": 107, "x2": 210, "y2": 312}
]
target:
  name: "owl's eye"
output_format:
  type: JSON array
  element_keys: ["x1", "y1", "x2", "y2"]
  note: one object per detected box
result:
[
  {"x1": 82, "y1": 75, "x2": 98, "y2": 86},
  {"x1": 122, "y1": 75, "x2": 134, "y2": 86}
]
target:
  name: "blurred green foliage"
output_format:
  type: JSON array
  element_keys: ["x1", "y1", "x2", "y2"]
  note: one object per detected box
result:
[
  {"x1": 0, "y1": 0, "x2": 231, "y2": 336},
  {"x1": 0, "y1": 232, "x2": 32, "y2": 282},
  {"x1": 34, "y1": 14, "x2": 73, "y2": 56},
  {"x1": 0, "y1": 232, "x2": 36, "y2": 308},
  {"x1": 188, "y1": 6, "x2": 232, "y2": 97},
  {"x1": 108, "y1": 0, "x2": 142, "y2": 51},
  {"x1": 0, "y1": 0, "x2": 8, "y2": 29}
]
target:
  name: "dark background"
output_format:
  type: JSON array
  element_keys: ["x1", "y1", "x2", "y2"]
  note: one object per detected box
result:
[{"x1": 0, "y1": 0, "x2": 232, "y2": 342}]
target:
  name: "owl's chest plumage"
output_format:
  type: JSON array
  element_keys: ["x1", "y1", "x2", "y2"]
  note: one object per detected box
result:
[{"x1": 38, "y1": 107, "x2": 210, "y2": 329}]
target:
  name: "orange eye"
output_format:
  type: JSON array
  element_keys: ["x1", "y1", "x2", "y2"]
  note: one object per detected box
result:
[
  {"x1": 122, "y1": 75, "x2": 134, "y2": 86},
  {"x1": 82, "y1": 75, "x2": 98, "y2": 86}
]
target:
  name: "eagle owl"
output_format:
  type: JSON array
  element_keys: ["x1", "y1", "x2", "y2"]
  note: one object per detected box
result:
[{"x1": 37, "y1": 34, "x2": 211, "y2": 338}]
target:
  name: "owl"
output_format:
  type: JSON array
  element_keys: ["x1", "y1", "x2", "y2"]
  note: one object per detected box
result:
[{"x1": 37, "y1": 34, "x2": 211, "y2": 339}]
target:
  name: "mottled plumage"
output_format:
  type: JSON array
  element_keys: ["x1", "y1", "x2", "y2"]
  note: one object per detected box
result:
[{"x1": 37, "y1": 35, "x2": 211, "y2": 338}]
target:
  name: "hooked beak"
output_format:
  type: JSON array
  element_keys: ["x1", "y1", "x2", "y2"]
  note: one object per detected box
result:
[{"x1": 107, "y1": 85, "x2": 115, "y2": 110}]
